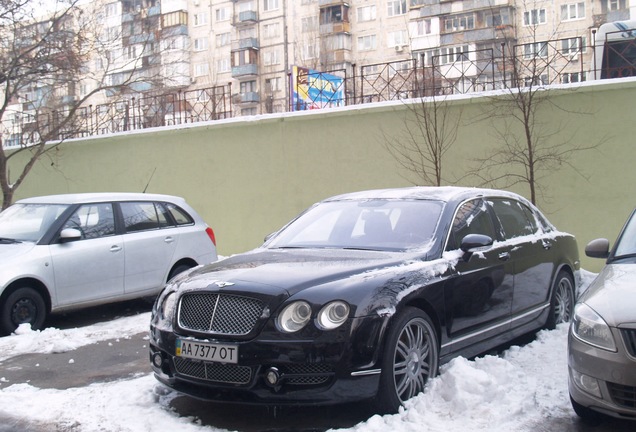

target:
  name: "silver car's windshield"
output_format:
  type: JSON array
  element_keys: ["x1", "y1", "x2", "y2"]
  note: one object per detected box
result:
[
  {"x1": 0, "y1": 203, "x2": 70, "y2": 242},
  {"x1": 267, "y1": 199, "x2": 444, "y2": 252},
  {"x1": 613, "y1": 210, "x2": 636, "y2": 260}
]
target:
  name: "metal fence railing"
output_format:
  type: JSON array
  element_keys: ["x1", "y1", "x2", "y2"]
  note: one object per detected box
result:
[{"x1": 2, "y1": 35, "x2": 636, "y2": 148}]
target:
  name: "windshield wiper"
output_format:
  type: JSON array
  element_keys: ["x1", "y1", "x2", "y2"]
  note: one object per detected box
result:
[{"x1": 0, "y1": 237, "x2": 21, "y2": 244}]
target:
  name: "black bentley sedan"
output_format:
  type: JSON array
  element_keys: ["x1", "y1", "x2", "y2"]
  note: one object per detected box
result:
[{"x1": 149, "y1": 187, "x2": 580, "y2": 413}]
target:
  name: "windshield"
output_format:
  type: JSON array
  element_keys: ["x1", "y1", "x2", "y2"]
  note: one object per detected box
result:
[
  {"x1": 267, "y1": 199, "x2": 444, "y2": 252},
  {"x1": 0, "y1": 203, "x2": 70, "y2": 242},
  {"x1": 612, "y1": 210, "x2": 636, "y2": 260}
]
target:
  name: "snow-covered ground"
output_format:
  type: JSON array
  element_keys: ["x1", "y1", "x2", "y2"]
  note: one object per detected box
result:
[{"x1": 0, "y1": 270, "x2": 622, "y2": 432}]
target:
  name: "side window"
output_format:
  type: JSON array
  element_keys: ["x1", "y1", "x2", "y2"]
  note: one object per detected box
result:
[
  {"x1": 120, "y1": 202, "x2": 169, "y2": 233},
  {"x1": 446, "y1": 199, "x2": 496, "y2": 251},
  {"x1": 164, "y1": 203, "x2": 195, "y2": 226},
  {"x1": 489, "y1": 199, "x2": 536, "y2": 239},
  {"x1": 62, "y1": 203, "x2": 115, "y2": 240}
]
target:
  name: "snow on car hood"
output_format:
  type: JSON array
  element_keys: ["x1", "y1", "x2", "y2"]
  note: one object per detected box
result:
[
  {"x1": 175, "y1": 247, "x2": 452, "y2": 300},
  {"x1": 579, "y1": 263, "x2": 636, "y2": 326}
]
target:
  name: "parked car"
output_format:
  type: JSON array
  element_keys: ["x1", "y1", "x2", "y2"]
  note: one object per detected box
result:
[
  {"x1": 149, "y1": 186, "x2": 579, "y2": 413},
  {"x1": 0, "y1": 192, "x2": 217, "y2": 335},
  {"x1": 569, "y1": 208, "x2": 636, "y2": 422}
]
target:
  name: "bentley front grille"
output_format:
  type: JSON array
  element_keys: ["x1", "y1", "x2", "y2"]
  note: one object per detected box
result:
[
  {"x1": 178, "y1": 292, "x2": 265, "y2": 336},
  {"x1": 174, "y1": 357, "x2": 252, "y2": 385}
]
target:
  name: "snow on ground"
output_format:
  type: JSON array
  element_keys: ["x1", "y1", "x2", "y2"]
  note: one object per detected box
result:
[{"x1": 0, "y1": 271, "x2": 598, "y2": 432}]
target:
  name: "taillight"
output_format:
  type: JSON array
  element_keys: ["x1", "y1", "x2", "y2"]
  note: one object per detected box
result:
[{"x1": 205, "y1": 227, "x2": 217, "y2": 246}]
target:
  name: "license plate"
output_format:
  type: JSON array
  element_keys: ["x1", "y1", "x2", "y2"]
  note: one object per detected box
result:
[{"x1": 176, "y1": 339, "x2": 238, "y2": 364}]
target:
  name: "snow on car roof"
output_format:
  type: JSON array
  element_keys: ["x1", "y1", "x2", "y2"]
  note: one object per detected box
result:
[
  {"x1": 324, "y1": 186, "x2": 526, "y2": 203},
  {"x1": 16, "y1": 192, "x2": 186, "y2": 205}
]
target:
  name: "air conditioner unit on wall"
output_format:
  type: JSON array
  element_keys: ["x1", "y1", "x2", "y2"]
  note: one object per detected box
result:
[{"x1": 395, "y1": 45, "x2": 403, "y2": 52}]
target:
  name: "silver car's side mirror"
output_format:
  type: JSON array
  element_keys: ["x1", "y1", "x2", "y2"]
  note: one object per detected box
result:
[
  {"x1": 585, "y1": 238, "x2": 610, "y2": 259},
  {"x1": 59, "y1": 228, "x2": 82, "y2": 243}
]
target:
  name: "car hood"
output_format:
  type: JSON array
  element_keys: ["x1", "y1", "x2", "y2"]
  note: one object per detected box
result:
[
  {"x1": 175, "y1": 248, "x2": 429, "y2": 298},
  {"x1": 0, "y1": 242, "x2": 36, "y2": 263},
  {"x1": 580, "y1": 264, "x2": 636, "y2": 326}
]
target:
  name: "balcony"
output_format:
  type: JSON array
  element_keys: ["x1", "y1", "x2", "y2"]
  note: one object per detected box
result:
[
  {"x1": 233, "y1": 92, "x2": 260, "y2": 104},
  {"x1": 319, "y1": 0, "x2": 347, "y2": 6},
  {"x1": 232, "y1": 37, "x2": 260, "y2": 51},
  {"x1": 319, "y1": 21, "x2": 350, "y2": 35},
  {"x1": 232, "y1": 64, "x2": 259, "y2": 78},
  {"x1": 235, "y1": 10, "x2": 258, "y2": 25}
]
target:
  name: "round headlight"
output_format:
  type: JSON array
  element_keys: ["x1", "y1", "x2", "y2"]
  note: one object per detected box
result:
[
  {"x1": 317, "y1": 301, "x2": 350, "y2": 330},
  {"x1": 277, "y1": 301, "x2": 312, "y2": 333}
]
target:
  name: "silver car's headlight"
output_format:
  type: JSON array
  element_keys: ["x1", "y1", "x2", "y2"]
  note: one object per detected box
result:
[
  {"x1": 571, "y1": 303, "x2": 616, "y2": 352},
  {"x1": 316, "y1": 301, "x2": 350, "y2": 330},
  {"x1": 277, "y1": 301, "x2": 312, "y2": 333}
]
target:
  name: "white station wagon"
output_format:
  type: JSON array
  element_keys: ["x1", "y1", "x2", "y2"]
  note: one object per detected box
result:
[{"x1": 0, "y1": 193, "x2": 218, "y2": 335}]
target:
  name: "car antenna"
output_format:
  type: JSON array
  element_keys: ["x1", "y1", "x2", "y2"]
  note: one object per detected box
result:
[{"x1": 143, "y1": 167, "x2": 157, "y2": 193}]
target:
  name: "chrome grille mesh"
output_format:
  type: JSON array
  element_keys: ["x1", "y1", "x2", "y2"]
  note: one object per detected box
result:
[
  {"x1": 178, "y1": 292, "x2": 265, "y2": 335},
  {"x1": 283, "y1": 364, "x2": 333, "y2": 385},
  {"x1": 174, "y1": 357, "x2": 252, "y2": 384}
]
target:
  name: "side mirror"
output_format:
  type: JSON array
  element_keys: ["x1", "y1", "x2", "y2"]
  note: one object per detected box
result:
[
  {"x1": 59, "y1": 228, "x2": 82, "y2": 243},
  {"x1": 585, "y1": 238, "x2": 610, "y2": 259},
  {"x1": 460, "y1": 234, "x2": 493, "y2": 261}
]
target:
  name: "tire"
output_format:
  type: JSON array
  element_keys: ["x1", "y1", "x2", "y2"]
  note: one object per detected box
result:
[
  {"x1": 168, "y1": 264, "x2": 193, "y2": 282},
  {"x1": 0, "y1": 287, "x2": 47, "y2": 335},
  {"x1": 375, "y1": 307, "x2": 439, "y2": 413},
  {"x1": 545, "y1": 270, "x2": 575, "y2": 330}
]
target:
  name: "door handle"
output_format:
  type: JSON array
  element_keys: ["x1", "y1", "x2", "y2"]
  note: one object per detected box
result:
[
  {"x1": 542, "y1": 241, "x2": 552, "y2": 250},
  {"x1": 498, "y1": 251, "x2": 510, "y2": 261},
  {"x1": 110, "y1": 245, "x2": 122, "y2": 252},
  {"x1": 164, "y1": 236, "x2": 174, "y2": 244}
]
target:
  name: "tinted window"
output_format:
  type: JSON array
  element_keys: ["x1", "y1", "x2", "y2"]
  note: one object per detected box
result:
[
  {"x1": 165, "y1": 203, "x2": 194, "y2": 226},
  {"x1": 447, "y1": 199, "x2": 496, "y2": 250},
  {"x1": 121, "y1": 202, "x2": 169, "y2": 233},
  {"x1": 63, "y1": 203, "x2": 115, "y2": 240},
  {"x1": 489, "y1": 199, "x2": 535, "y2": 239}
]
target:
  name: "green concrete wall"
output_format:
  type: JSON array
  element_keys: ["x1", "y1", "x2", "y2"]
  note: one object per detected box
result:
[{"x1": 11, "y1": 79, "x2": 636, "y2": 272}]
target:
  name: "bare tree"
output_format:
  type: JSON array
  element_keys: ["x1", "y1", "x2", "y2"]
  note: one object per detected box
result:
[
  {"x1": 383, "y1": 91, "x2": 462, "y2": 186},
  {"x1": 0, "y1": 0, "x2": 163, "y2": 209},
  {"x1": 470, "y1": 19, "x2": 602, "y2": 205}
]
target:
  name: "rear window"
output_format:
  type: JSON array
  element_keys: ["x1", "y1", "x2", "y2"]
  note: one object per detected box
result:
[{"x1": 164, "y1": 203, "x2": 194, "y2": 226}]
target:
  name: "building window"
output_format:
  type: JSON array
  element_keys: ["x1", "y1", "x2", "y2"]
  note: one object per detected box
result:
[
  {"x1": 415, "y1": 19, "x2": 432, "y2": 36},
  {"x1": 265, "y1": 76, "x2": 282, "y2": 92},
  {"x1": 263, "y1": 22, "x2": 280, "y2": 39},
  {"x1": 302, "y1": 43, "x2": 317, "y2": 59},
  {"x1": 561, "y1": 2, "x2": 585, "y2": 21},
  {"x1": 524, "y1": 74, "x2": 548, "y2": 87},
  {"x1": 485, "y1": 9, "x2": 511, "y2": 27},
  {"x1": 104, "y1": 3, "x2": 118, "y2": 17},
  {"x1": 215, "y1": 7, "x2": 230, "y2": 22},
  {"x1": 216, "y1": 32, "x2": 231, "y2": 47},
  {"x1": 388, "y1": 30, "x2": 408, "y2": 48},
  {"x1": 264, "y1": 0, "x2": 279, "y2": 12},
  {"x1": 241, "y1": 108, "x2": 257, "y2": 116},
  {"x1": 301, "y1": 16, "x2": 318, "y2": 32},
  {"x1": 523, "y1": 42, "x2": 548, "y2": 59},
  {"x1": 193, "y1": 12, "x2": 208, "y2": 27},
  {"x1": 357, "y1": 5, "x2": 376, "y2": 22},
  {"x1": 263, "y1": 49, "x2": 280, "y2": 65},
  {"x1": 523, "y1": 9, "x2": 546, "y2": 26},
  {"x1": 387, "y1": 0, "x2": 406, "y2": 17},
  {"x1": 410, "y1": 0, "x2": 425, "y2": 6},
  {"x1": 561, "y1": 37, "x2": 586, "y2": 56},
  {"x1": 240, "y1": 80, "x2": 257, "y2": 93},
  {"x1": 358, "y1": 34, "x2": 377, "y2": 51},
  {"x1": 217, "y1": 58, "x2": 231, "y2": 73},
  {"x1": 561, "y1": 71, "x2": 587, "y2": 83},
  {"x1": 439, "y1": 45, "x2": 469, "y2": 65},
  {"x1": 444, "y1": 14, "x2": 475, "y2": 32},
  {"x1": 606, "y1": 0, "x2": 627, "y2": 11},
  {"x1": 193, "y1": 37, "x2": 208, "y2": 51},
  {"x1": 194, "y1": 62, "x2": 209, "y2": 77}
]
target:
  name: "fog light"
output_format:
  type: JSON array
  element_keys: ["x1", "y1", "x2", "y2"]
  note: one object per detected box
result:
[
  {"x1": 152, "y1": 353, "x2": 163, "y2": 369},
  {"x1": 265, "y1": 367, "x2": 280, "y2": 386},
  {"x1": 571, "y1": 369, "x2": 602, "y2": 398}
]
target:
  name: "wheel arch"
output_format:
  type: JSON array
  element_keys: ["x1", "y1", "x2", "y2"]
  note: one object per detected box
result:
[
  {"x1": 167, "y1": 258, "x2": 198, "y2": 281},
  {"x1": 1, "y1": 277, "x2": 52, "y2": 315}
]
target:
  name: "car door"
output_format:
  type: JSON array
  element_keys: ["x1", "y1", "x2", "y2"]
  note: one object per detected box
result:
[
  {"x1": 488, "y1": 198, "x2": 555, "y2": 327},
  {"x1": 118, "y1": 201, "x2": 178, "y2": 295},
  {"x1": 49, "y1": 203, "x2": 125, "y2": 306},
  {"x1": 444, "y1": 198, "x2": 514, "y2": 352}
]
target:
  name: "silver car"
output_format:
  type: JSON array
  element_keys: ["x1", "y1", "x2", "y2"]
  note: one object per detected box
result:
[
  {"x1": 0, "y1": 193, "x2": 218, "y2": 335},
  {"x1": 568, "y1": 209, "x2": 636, "y2": 422}
]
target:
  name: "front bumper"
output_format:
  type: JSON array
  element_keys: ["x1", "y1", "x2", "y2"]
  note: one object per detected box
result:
[
  {"x1": 149, "y1": 316, "x2": 385, "y2": 405},
  {"x1": 568, "y1": 327, "x2": 636, "y2": 420}
]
